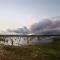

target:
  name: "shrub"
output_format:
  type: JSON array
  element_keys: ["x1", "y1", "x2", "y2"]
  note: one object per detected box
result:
[{"x1": 52, "y1": 37, "x2": 60, "y2": 44}]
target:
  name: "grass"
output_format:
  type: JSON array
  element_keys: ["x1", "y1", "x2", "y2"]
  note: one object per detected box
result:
[
  {"x1": 0, "y1": 36, "x2": 60, "y2": 60},
  {"x1": 0, "y1": 43, "x2": 60, "y2": 60}
]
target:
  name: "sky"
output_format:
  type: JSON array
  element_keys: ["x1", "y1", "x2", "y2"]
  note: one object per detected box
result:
[{"x1": 0, "y1": 0, "x2": 60, "y2": 32}]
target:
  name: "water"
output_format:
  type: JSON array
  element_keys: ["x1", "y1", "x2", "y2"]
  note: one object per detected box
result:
[{"x1": 0, "y1": 36, "x2": 53, "y2": 46}]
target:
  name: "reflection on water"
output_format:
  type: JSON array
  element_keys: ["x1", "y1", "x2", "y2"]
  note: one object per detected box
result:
[{"x1": 0, "y1": 36, "x2": 55, "y2": 46}]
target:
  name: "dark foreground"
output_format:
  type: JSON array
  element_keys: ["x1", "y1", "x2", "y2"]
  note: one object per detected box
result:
[{"x1": 0, "y1": 43, "x2": 60, "y2": 60}]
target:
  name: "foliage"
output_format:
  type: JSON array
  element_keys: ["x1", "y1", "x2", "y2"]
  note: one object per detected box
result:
[
  {"x1": 0, "y1": 44, "x2": 60, "y2": 60},
  {"x1": 0, "y1": 37, "x2": 5, "y2": 41},
  {"x1": 52, "y1": 36, "x2": 60, "y2": 44}
]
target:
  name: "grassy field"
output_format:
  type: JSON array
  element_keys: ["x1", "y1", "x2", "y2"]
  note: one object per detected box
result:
[
  {"x1": 0, "y1": 36, "x2": 60, "y2": 60},
  {"x1": 0, "y1": 43, "x2": 60, "y2": 60}
]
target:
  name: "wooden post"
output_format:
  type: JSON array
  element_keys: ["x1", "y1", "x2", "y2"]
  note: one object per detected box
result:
[
  {"x1": 10, "y1": 37, "x2": 13, "y2": 46},
  {"x1": 26, "y1": 37, "x2": 29, "y2": 45},
  {"x1": 37, "y1": 36, "x2": 40, "y2": 40},
  {"x1": 3, "y1": 37, "x2": 6, "y2": 45},
  {"x1": 11, "y1": 39, "x2": 13, "y2": 46}
]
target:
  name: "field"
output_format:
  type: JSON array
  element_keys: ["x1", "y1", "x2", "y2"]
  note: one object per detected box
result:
[
  {"x1": 0, "y1": 43, "x2": 60, "y2": 60},
  {"x1": 0, "y1": 36, "x2": 60, "y2": 60}
]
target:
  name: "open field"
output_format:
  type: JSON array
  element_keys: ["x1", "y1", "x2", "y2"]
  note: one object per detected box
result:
[
  {"x1": 0, "y1": 43, "x2": 60, "y2": 60},
  {"x1": 0, "y1": 36, "x2": 60, "y2": 60}
]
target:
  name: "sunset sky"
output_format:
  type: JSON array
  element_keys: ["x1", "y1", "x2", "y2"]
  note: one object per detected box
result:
[{"x1": 0, "y1": 0, "x2": 60, "y2": 32}]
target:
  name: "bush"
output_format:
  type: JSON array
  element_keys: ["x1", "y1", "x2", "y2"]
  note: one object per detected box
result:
[{"x1": 52, "y1": 37, "x2": 60, "y2": 44}]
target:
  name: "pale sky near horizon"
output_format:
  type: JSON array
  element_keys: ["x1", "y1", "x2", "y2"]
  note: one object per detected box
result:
[{"x1": 0, "y1": 0, "x2": 60, "y2": 32}]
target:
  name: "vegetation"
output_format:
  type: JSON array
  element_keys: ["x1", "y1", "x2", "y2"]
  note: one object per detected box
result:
[
  {"x1": 0, "y1": 37, "x2": 5, "y2": 41},
  {"x1": 0, "y1": 43, "x2": 60, "y2": 60},
  {"x1": 0, "y1": 36, "x2": 60, "y2": 60},
  {"x1": 52, "y1": 36, "x2": 60, "y2": 44}
]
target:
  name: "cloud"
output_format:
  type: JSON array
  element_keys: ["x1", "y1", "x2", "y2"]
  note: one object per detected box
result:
[
  {"x1": 24, "y1": 16, "x2": 34, "y2": 28},
  {"x1": 30, "y1": 17, "x2": 60, "y2": 35},
  {"x1": 7, "y1": 26, "x2": 30, "y2": 35},
  {"x1": 42, "y1": 16, "x2": 49, "y2": 19},
  {"x1": 3, "y1": 16, "x2": 60, "y2": 35}
]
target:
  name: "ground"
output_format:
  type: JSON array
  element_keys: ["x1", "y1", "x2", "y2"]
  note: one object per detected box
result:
[{"x1": 0, "y1": 43, "x2": 60, "y2": 60}]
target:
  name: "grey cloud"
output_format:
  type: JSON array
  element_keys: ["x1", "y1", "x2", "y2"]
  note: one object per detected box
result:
[
  {"x1": 30, "y1": 17, "x2": 60, "y2": 35},
  {"x1": 7, "y1": 17, "x2": 60, "y2": 35},
  {"x1": 7, "y1": 26, "x2": 30, "y2": 35}
]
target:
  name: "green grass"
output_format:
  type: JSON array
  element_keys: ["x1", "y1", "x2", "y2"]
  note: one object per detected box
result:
[
  {"x1": 0, "y1": 43, "x2": 60, "y2": 60},
  {"x1": 0, "y1": 36, "x2": 60, "y2": 60}
]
